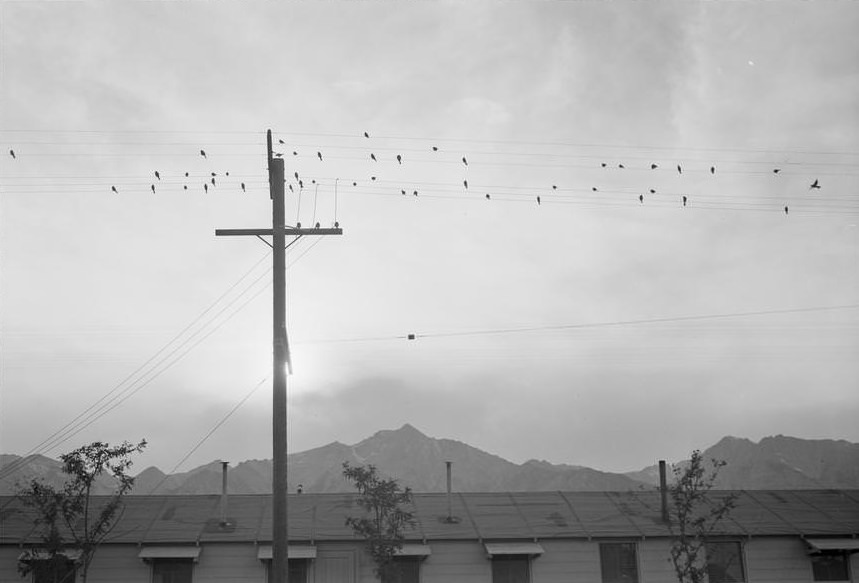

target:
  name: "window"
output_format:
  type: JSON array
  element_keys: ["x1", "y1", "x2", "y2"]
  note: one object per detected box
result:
[
  {"x1": 31, "y1": 558, "x2": 77, "y2": 583},
  {"x1": 152, "y1": 559, "x2": 193, "y2": 583},
  {"x1": 599, "y1": 543, "x2": 639, "y2": 583},
  {"x1": 491, "y1": 555, "x2": 530, "y2": 583},
  {"x1": 265, "y1": 560, "x2": 309, "y2": 583},
  {"x1": 382, "y1": 557, "x2": 420, "y2": 583},
  {"x1": 706, "y1": 542, "x2": 746, "y2": 583},
  {"x1": 811, "y1": 553, "x2": 850, "y2": 581}
]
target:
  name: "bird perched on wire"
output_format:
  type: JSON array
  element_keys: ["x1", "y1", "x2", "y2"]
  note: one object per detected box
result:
[{"x1": 810, "y1": 179, "x2": 821, "y2": 190}]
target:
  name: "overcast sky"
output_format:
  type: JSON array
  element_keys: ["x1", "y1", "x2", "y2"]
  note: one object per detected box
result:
[{"x1": 1, "y1": 2, "x2": 857, "y2": 479}]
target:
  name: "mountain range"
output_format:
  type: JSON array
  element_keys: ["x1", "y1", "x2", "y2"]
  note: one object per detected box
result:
[{"x1": 2, "y1": 424, "x2": 857, "y2": 496}]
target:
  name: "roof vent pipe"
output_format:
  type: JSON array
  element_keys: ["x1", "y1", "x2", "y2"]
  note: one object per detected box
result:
[
  {"x1": 220, "y1": 461, "x2": 229, "y2": 526},
  {"x1": 446, "y1": 461, "x2": 453, "y2": 521},
  {"x1": 659, "y1": 460, "x2": 669, "y2": 524}
]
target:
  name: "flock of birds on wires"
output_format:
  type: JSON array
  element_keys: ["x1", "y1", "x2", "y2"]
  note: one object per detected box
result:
[{"x1": 4, "y1": 129, "x2": 854, "y2": 219}]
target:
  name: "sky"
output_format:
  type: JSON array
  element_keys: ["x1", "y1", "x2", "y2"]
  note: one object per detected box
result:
[{"x1": 1, "y1": 1, "x2": 858, "y2": 480}]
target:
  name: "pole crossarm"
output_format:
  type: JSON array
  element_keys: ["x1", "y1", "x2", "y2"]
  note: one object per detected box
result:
[{"x1": 215, "y1": 227, "x2": 344, "y2": 236}]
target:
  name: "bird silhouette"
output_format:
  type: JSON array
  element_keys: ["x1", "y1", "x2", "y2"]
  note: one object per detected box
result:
[
  {"x1": 111, "y1": 186, "x2": 118, "y2": 194},
  {"x1": 396, "y1": 154, "x2": 402, "y2": 165},
  {"x1": 317, "y1": 151, "x2": 323, "y2": 161},
  {"x1": 293, "y1": 151, "x2": 298, "y2": 156},
  {"x1": 364, "y1": 132, "x2": 370, "y2": 138},
  {"x1": 677, "y1": 164, "x2": 682, "y2": 174},
  {"x1": 352, "y1": 182, "x2": 357, "y2": 186},
  {"x1": 211, "y1": 172, "x2": 217, "y2": 177},
  {"x1": 651, "y1": 163, "x2": 658, "y2": 170},
  {"x1": 225, "y1": 172, "x2": 230, "y2": 176},
  {"x1": 413, "y1": 190, "x2": 418, "y2": 196},
  {"x1": 200, "y1": 149, "x2": 206, "y2": 158},
  {"x1": 601, "y1": 163, "x2": 607, "y2": 168},
  {"x1": 773, "y1": 169, "x2": 781, "y2": 174},
  {"x1": 462, "y1": 156, "x2": 468, "y2": 166},
  {"x1": 185, "y1": 172, "x2": 189, "y2": 177},
  {"x1": 649, "y1": 189, "x2": 656, "y2": 194},
  {"x1": 710, "y1": 166, "x2": 715, "y2": 174},
  {"x1": 463, "y1": 180, "x2": 468, "y2": 189},
  {"x1": 204, "y1": 183, "x2": 208, "y2": 193},
  {"x1": 274, "y1": 152, "x2": 283, "y2": 158},
  {"x1": 9, "y1": 149, "x2": 15, "y2": 159},
  {"x1": 151, "y1": 184, "x2": 156, "y2": 194},
  {"x1": 592, "y1": 187, "x2": 598, "y2": 192},
  {"x1": 682, "y1": 195, "x2": 688, "y2": 207},
  {"x1": 432, "y1": 146, "x2": 438, "y2": 151},
  {"x1": 618, "y1": 164, "x2": 625, "y2": 169},
  {"x1": 810, "y1": 179, "x2": 821, "y2": 190},
  {"x1": 211, "y1": 177, "x2": 216, "y2": 186},
  {"x1": 639, "y1": 194, "x2": 644, "y2": 204},
  {"x1": 401, "y1": 189, "x2": 406, "y2": 195},
  {"x1": 784, "y1": 205, "x2": 789, "y2": 215},
  {"x1": 299, "y1": 180, "x2": 304, "y2": 188},
  {"x1": 536, "y1": 196, "x2": 541, "y2": 205},
  {"x1": 183, "y1": 185, "x2": 188, "y2": 190},
  {"x1": 485, "y1": 194, "x2": 491, "y2": 200},
  {"x1": 289, "y1": 184, "x2": 295, "y2": 193},
  {"x1": 370, "y1": 153, "x2": 376, "y2": 161},
  {"x1": 371, "y1": 176, "x2": 376, "y2": 181},
  {"x1": 552, "y1": 185, "x2": 558, "y2": 190},
  {"x1": 278, "y1": 139, "x2": 285, "y2": 144}
]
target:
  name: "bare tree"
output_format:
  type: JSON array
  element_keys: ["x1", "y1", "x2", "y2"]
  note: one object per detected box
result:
[
  {"x1": 17, "y1": 440, "x2": 147, "y2": 583},
  {"x1": 342, "y1": 462, "x2": 416, "y2": 581}
]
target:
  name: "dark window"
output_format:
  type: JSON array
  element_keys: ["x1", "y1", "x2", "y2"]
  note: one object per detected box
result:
[
  {"x1": 812, "y1": 553, "x2": 850, "y2": 581},
  {"x1": 599, "y1": 543, "x2": 639, "y2": 583},
  {"x1": 152, "y1": 559, "x2": 193, "y2": 583},
  {"x1": 491, "y1": 555, "x2": 530, "y2": 583},
  {"x1": 382, "y1": 557, "x2": 420, "y2": 583},
  {"x1": 706, "y1": 542, "x2": 746, "y2": 583},
  {"x1": 31, "y1": 558, "x2": 77, "y2": 583},
  {"x1": 265, "y1": 559, "x2": 308, "y2": 583}
]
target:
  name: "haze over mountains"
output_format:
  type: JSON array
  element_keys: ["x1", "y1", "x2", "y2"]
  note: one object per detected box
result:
[{"x1": 2, "y1": 424, "x2": 858, "y2": 496}]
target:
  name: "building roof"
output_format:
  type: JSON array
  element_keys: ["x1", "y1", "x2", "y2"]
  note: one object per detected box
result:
[{"x1": 2, "y1": 490, "x2": 858, "y2": 546}]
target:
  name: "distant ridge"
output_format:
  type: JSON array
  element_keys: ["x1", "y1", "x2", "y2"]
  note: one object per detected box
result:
[{"x1": 2, "y1": 426, "x2": 857, "y2": 495}]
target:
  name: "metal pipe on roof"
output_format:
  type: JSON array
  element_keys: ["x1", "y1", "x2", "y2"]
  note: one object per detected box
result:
[
  {"x1": 220, "y1": 461, "x2": 229, "y2": 526},
  {"x1": 446, "y1": 461, "x2": 453, "y2": 521},
  {"x1": 659, "y1": 460, "x2": 669, "y2": 524}
]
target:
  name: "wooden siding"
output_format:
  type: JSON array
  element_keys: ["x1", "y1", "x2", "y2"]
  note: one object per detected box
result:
[{"x1": 420, "y1": 540, "x2": 489, "y2": 583}]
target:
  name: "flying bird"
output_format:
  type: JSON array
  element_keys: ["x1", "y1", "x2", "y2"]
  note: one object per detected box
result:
[
  {"x1": 649, "y1": 189, "x2": 656, "y2": 194},
  {"x1": 784, "y1": 205, "x2": 789, "y2": 215},
  {"x1": 682, "y1": 195, "x2": 688, "y2": 207},
  {"x1": 225, "y1": 172, "x2": 230, "y2": 176},
  {"x1": 618, "y1": 164, "x2": 625, "y2": 169},
  {"x1": 710, "y1": 166, "x2": 715, "y2": 174},
  {"x1": 401, "y1": 189, "x2": 406, "y2": 195},
  {"x1": 288, "y1": 184, "x2": 294, "y2": 193},
  {"x1": 183, "y1": 185, "x2": 188, "y2": 190},
  {"x1": 200, "y1": 149, "x2": 206, "y2": 158},
  {"x1": 651, "y1": 164, "x2": 658, "y2": 170},
  {"x1": 810, "y1": 179, "x2": 821, "y2": 190},
  {"x1": 462, "y1": 156, "x2": 468, "y2": 166},
  {"x1": 211, "y1": 177, "x2": 216, "y2": 186},
  {"x1": 274, "y1": 152, "x2": 283, "y2": 158},
  {"x1": 371, "y1": 176, "x2": 376, "y2": 181},
  {"x1": 677, "y1": 164, "x2": 682, "y2": 174},
  {"x1": 432, "y1": 146, "x2": 438, "y2": 151},
  {"x1": 203, "y1": 183, "x2": 208, "y2": 193},
  {"x1": 9, "y1": 149, "x2": 15, "y2": 159},
  {"x1": 370, "y1": 153, "x2": 377, "y2": 161},
  {"x1": 592, "y1": 187, "x2": 598, "y2": 192},
  {"x1": 463, "y1": 180, "x2": 468, "y2": 189},
  {"x1": 536, "y1": 196, "x2": 541, "y2": 205},
  {"x1": 773, "y1": 168, "x2": 781, "y2": 174},
  {"x1": 364, "y1": 131, "x2": 370, "y2": 138},
  {"x1": 293, "y1": 151, "x2": 298, "y2": 156},
  {"x1": 317, "y1": 151, "x2": 323, "y2": 161},
  {"x1": 601, "y1": 163, "x2": 607, "y2": 168},
  {"x1": 211, "y1": 172, "x2": 216, "y2": 177},
  {"x1": 552, "y1": 185, "x2": 558, "y2": 190},
  {"x1": 299, "y1": 180, "x2": 304, "y2": 188},
  {"x1": 151, "y1": 184, "x2": 156, "y2": 194},
  {"x1": 639, "y1": 194, "x2": 644, "y2": 204},
  {"x1": 396, "y1": 154, "x2": 402, "y2": 164},
  {"x1": 413, "y1": 190, "x2": 418, "y2": 196},
  {"x1": 278, "y1": 139, "x2": 285, "y2": 144},
  {"x1": 185, "y1": 172, "x2": 189, "y2": 177},
  {"x1": 294, "y1": 172, "x2": 299, "y2": 180},
  {"x1": 352, "y1": 182, "x2": 357, "y2": 186},
  {"x1": 111, "y1": 186, "x2": 118, "y2": 194}
]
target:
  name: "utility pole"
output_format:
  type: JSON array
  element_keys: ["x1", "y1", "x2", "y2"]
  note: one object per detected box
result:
[{"x1": 216, "y1": 129, "x2": 342, "y2": 583}]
